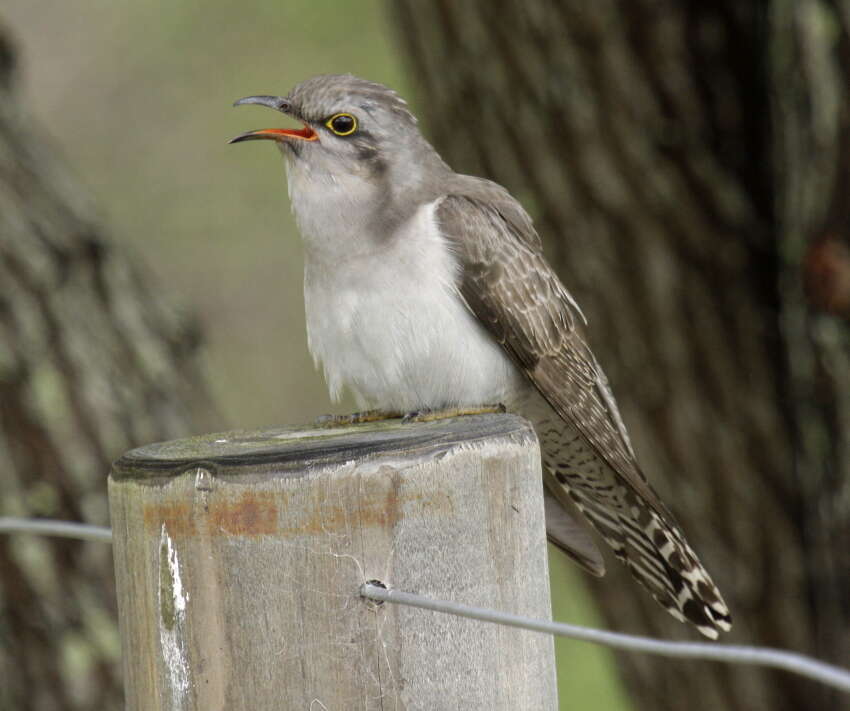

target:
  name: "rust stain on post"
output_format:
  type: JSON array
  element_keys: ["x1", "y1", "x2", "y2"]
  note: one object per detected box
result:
[
  {"x1": 142, "y1": 476, "x2": 455, "y2": 539},
  {"x1": 210, "y1": 492, "x2": 278, "y2": 535},
  {"x1": 292, "y1": 488, "x2": 454, "y2": 536},
  {"x1": 144, "y1": 503, "x2": 196, "y2": 536}
]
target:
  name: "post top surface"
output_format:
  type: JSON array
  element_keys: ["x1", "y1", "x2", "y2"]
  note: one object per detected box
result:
[{"x1": 111, "y1": 414, "x2": 536, "y2": 480}]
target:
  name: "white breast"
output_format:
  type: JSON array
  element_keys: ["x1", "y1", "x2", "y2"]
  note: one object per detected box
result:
[{"x1": 302, "y1": 200, "x2": 525, "y2": 412}]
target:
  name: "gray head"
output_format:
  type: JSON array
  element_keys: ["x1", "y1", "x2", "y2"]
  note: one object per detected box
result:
[{"x1": 231, "y1": 75, "x2": 450, "y2": 245}]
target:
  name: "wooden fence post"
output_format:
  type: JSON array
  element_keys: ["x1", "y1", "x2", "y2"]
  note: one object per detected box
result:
[{"x1": 108, "y1": 414, "x2": 558, "y2": 710}]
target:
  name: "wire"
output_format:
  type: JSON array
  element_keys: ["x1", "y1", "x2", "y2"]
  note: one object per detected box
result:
[
  {"x1": 360, "y1": 582, "x2": 850, "y2": 694},
  {"x1": 0, "y1": 517, "x2": 113, "y2": 543},
  {"x1": 3, "y1": 518, "x2": 848, "y2": 694}
]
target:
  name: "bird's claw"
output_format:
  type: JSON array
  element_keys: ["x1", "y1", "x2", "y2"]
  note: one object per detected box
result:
[
  {"x1": 401, "y1": 409, "x2": 430, "y2": 424},
  {"x1": 401, "y1": 404, "x2": 507, "y2": 424},
  {"x1": 314, "y1": 410, "x2": 400, "y2": 428}
]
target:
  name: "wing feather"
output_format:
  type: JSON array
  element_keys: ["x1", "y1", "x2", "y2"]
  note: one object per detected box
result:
[
  {"x1": 436, "y1": 186, "x2": 731, "y2": 637},
  {"x1": 437, "y1": 191, "x2": 669, "y2": 517}
]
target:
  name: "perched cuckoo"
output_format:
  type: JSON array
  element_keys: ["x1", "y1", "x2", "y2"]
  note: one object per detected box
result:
[{"x1": 230, "y1": 74, "x2": 732, "y2": 638}]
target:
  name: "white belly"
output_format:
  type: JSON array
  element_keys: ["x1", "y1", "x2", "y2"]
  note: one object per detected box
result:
[{"x1": 302, "y1": 201, "x2": 524, "y2": 412}]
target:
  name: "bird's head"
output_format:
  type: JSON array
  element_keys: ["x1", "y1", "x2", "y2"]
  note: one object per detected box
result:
[
  {"x1": 233, "y1": 74, "x2": 414, "y2": 158},
  {"x1": 230, "y1": 74, "x2": 448, "y2": 238}
]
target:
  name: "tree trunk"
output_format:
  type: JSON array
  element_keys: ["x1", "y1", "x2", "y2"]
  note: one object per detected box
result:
[
  {"x1": 389, "y1": 1, "x2": 850, "y2": 709},
  {"x1": 0, "y1": 21, "x2": 215, "y2": 711}
]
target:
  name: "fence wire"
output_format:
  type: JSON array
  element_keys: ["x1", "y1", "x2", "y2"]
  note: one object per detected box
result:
[
  {"x1": 3, "y1": 517, "x2": 850, "y2": 694},
  {"x1": 359, "y1": 583, "x2": 850, "y2": 693},
  {"x1": 0, "y1": 517, "x2": 113, "y2": 542}
]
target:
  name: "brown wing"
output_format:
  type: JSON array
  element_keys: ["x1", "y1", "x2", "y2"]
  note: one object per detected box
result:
[
  {"x1": 436, "y1": 188, "x2": 732, "y2": 638},
  {"x1": 437, "y1": 192, "x2": 670, "y2": 519}
]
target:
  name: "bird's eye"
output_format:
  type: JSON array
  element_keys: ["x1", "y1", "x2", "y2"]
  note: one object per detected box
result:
[{"x1": 326, "y1": 113, "x2": 357, "y2": 136}]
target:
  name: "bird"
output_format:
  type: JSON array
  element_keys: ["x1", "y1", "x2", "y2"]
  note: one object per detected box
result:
[{"x1": 229, "y1": 74, "x2": 732, "y2": 639}]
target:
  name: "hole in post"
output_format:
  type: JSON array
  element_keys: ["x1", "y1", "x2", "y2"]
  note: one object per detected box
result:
[{"x1": 365, "y1": 579, "x2": 387, "y2": 606}]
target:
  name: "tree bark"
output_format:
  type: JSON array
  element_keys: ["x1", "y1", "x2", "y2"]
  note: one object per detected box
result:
[
  {"x1": 389, "y1": 1, "x2": 850, "y2": 709},
  {"x1": 0, "y1": 21, "x2": 215, "y2": 711}
]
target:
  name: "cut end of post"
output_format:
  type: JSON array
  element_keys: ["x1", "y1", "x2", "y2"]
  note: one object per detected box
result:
[{"x1": 110, "y1": 413, "x2": 538, "y2": 481}]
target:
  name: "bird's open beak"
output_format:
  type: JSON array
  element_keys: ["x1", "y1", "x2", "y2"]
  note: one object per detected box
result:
[{"x1": 229, "y1": 95, "x2": 318, "y2": 144}]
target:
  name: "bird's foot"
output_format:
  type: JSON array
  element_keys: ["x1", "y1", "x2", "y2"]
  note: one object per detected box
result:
[
  {"x1": 401, "y1": 403, "x2": 506, "y2": 424},
  {"x1": 314, "y1": 409, "x2": 402, "y2": 428}
]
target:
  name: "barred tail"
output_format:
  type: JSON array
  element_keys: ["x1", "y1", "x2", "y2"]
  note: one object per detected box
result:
[{"x1": 547, "y1": 458, "x2": 731, "y2": 638}]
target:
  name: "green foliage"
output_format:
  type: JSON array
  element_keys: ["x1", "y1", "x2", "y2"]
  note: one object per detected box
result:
[{"x1": 549, "y1": 548, "x2": 631, "y2": 709}]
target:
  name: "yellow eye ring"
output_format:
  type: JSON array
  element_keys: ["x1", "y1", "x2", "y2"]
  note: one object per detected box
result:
[{"x1": 325, "y1": 113, "x2": 357, "y2": 136}]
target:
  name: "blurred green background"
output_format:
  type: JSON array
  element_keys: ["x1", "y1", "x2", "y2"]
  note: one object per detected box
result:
[{"x1": 4, "y1": 0, "x2": 627, "y2": 706}]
